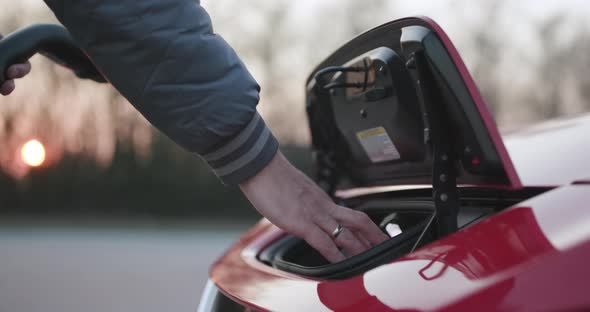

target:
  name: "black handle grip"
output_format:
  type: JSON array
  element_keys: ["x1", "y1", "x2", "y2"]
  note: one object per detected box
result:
[{"x1": 0, "y1": 24, "x2": 106, "y2": 85}]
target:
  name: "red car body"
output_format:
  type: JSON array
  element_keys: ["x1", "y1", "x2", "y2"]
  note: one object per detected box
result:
[
  {"x1": 202, "y1": 17, "x2": 590, "y2": 312},
  {"x1": 2, "y1": 15, "x2": 588, "y2": 312}
]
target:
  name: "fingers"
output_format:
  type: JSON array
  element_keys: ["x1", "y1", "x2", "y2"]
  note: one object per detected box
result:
[
  {"x1": 314, "y1": 214, "x2": 368, "y2": 257},
  {"x1": 1, "y1": 80, "x2": 15, "y2": 95},
  {"x1": 332, "y1": 206, "x2": 389, "y2": 246},
  {"x1": 334, "y1": 228, "x2": 368, "y2": 255},
  {"x1": 7, "y1": 62, "x2": 31, "y2": 79},
  {"x1": 2, "y1": 61, "x2": 31, "y2": 96},
  {"x1": 303, "y1": 227, "x2": 345, "y2": 263},
  {"x1": 355, "y1": 232, "x2": 372, "y2": 249}
]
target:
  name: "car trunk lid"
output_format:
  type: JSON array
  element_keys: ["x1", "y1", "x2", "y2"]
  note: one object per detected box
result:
[{"x1": 306, "y1": 17, "x2": 521, "y2": 194}]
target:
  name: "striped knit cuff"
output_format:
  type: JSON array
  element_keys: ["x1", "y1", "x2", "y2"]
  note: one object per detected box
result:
[{"x1": 202, "y1": 113, "x2": 279, "y2": 185}]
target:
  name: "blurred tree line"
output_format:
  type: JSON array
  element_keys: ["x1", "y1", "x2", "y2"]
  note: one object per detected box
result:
[
  {"x1": 1, "y1": 0, "x2": 589, "y2": 221},
  {"x1": 0, "y1": 141, "x2": 312, "y2": 222}
]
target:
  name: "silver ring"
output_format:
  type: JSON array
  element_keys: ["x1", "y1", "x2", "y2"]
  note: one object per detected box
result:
[{"x1": 331, "y1": 224, "x2": 344, "y2": 239}]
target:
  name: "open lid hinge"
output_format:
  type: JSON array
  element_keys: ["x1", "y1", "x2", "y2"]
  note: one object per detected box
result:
[{"x1": 406, "y1": 52, "x2": 460, "y2": 238}]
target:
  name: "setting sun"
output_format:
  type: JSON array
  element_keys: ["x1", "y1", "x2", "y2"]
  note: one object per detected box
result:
[{"x1": 21, "y1": 139, "x2": 46, "y2": 167}]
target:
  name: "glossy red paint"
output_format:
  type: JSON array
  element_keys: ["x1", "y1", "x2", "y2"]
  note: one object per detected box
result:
[
  {"x1": 438, "y1": 238, "x2": 590, "y2": 312},
  {"x1": 210, "y1": 185, "x2": 590, "y2": 311},
  {"x1": 208, "y1": 16, "x2": 590, "y2": 311}
]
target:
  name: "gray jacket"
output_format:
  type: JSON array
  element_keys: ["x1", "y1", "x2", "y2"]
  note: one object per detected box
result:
[{"x1": 43, "y1": 0, "x2": 278, "y2": 185}]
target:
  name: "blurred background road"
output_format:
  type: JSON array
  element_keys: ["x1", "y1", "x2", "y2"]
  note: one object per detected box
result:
[
  {"x1": 0, "y1": 222, "x2": 249, "y2": 312},
  {"x1": 1, "y1": 0, "x2": 590, "y2": 311}
]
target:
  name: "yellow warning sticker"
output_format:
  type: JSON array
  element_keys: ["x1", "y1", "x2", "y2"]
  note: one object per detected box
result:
[{"x1": 356, "y1": 126, "x2": 400, "y2": 163}]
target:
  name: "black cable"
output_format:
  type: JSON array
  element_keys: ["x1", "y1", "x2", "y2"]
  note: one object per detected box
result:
[
  {"x1": 323, "y1": 82, "x2": 365, "y2": 89},
  {"x1": 410, "y1": 211, "x2": 437, "y2": 253},
  {"x1": 313, "y1": 63, "x2": 369, "y2": 91}
]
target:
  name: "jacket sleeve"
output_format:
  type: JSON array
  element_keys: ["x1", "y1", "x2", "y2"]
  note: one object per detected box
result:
[{"x1": 43, "y1": 0, "x2": 279, "y2": 185}]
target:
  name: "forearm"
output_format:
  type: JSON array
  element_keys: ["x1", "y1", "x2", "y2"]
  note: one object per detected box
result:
[
  {"x1": 43, "y1": 0, "x2": 278, "y2": 184},
  {"x1": 39, "y1": 0, "x2": 388, "y2": 263}
]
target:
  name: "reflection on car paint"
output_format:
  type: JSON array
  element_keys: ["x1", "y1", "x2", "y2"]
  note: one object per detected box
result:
[{"x1": 211, "y1": 186, "x2": 590, "y2": 311}]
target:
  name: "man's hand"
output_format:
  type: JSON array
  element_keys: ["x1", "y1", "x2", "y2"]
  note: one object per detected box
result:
[
  {"x1": 240, "y1": 151, "x2": 389, "y2": 263},
  {"x1": 0, "y1": 34, "x2": 32, "y2": 96}
]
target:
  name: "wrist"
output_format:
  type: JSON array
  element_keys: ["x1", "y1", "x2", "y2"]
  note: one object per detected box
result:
[
  {"x1": 239, "y1": 150, "x2": 331, "y2": 216},
  {"x1": 239, "y1": 150, "x2": 293, "y2": 195}
]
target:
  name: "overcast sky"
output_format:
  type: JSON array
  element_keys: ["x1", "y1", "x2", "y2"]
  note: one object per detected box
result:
[{"x1": 5, "y1": 0, "x2": 590, "y2": 146}]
